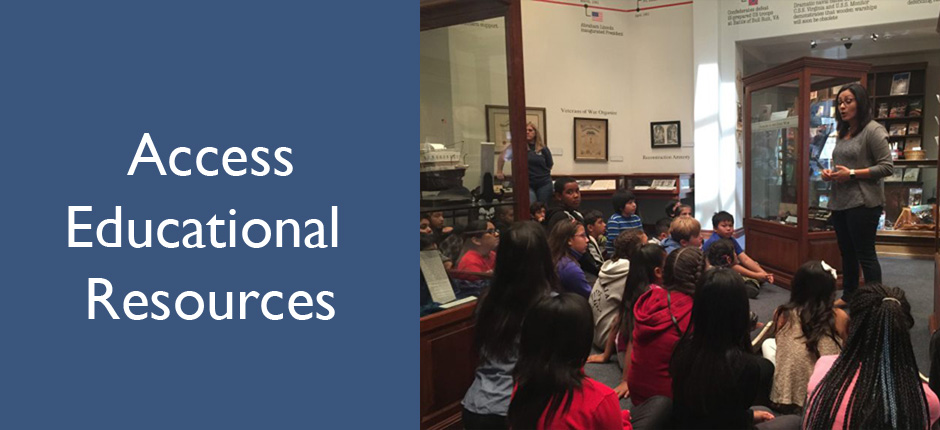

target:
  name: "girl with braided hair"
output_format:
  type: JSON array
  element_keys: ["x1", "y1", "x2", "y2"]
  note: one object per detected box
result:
[
  {"x1": 626, "y1": 246, "x2": 704, "y2": 405},
  {"x1": 804, "y1": 283, "x2": 940, "y2": 429}
]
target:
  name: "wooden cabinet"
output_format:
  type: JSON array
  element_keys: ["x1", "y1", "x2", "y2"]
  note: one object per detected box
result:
[
  {"x1": 420, "y1": 302, "x2": 478, "y2": 430},
  {"x1": 743, "y1": 57, "x2": 870, "y2": 287}
]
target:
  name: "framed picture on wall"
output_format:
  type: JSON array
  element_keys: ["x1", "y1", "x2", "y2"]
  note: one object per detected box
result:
[
  {"x1": 573, "y1": 117, "x2": 608, "y2": 161},
  {"x1": 485, "y1": 105, "x2": 547, "y2": 155},
  {"x1": 651, "y1": 120, "x2": 681, "y2": 148}
]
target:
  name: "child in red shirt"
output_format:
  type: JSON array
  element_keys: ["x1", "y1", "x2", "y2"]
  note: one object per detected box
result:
[
  {"x1": 509, "y1": 293, "x2": 631, "y2": 430},
  {"x1": 455, "y1": 220, "x2": 499, "y2": 280}
]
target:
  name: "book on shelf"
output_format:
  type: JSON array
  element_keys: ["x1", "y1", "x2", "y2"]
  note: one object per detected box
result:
[
  {"x1": 890, "y1": 72, "x2": 911, "y2": 96},
  {"x1": 889, "y1": 101, "x2": 907, "y2": 118},
  {"x1": 877, "y1": 102, "x2": 889, "y2": 118},
  {"x1": 908, "y1": 121, "x2": 920, "y2": 135},
  {"x1": 909, "y1": 187, "x2": 923, "y2": 207},
  {"x1": 908, "y1": 99, "x2": 923, "y2": 117},
  {"x1": 889, "y1": 123, "x2": 907, "y2": 136}
]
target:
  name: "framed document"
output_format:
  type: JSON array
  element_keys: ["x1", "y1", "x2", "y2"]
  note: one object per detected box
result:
[
  {"x1": 573, "y1": 117, "x2": 608, "y2": 161},
  {"x1": 485, "y1": 105, "x2": 547, "y2": 155},
  {"x1": 651, "y1": 120, "x2": 681, "y2": 148}
]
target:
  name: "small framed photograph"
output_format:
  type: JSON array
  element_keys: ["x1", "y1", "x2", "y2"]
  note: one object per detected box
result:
[
  {"x1": 890, "y1": 72, "x2": 911, "y2": 96},
  {"x1": 908, "y1": 121, "x2": 920, "y2": 135},
  {"x1": 651, "y1": 120, "x2": 681, "y2": 148},
  {"x1": 485, "y1": 105, "x2": 547, "y2": 155},
  {"x1": 903, "y1": 167, "x2": 920, "y2": 182},
  {"x1": 573, "y1": 117, "x2": 608, "y2": 161}
]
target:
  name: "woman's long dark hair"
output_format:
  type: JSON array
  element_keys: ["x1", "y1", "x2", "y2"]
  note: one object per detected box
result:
[
  {"x1": 670, "y1": 268, "x2": 752, "y2": 417},
  {"x1": 774, "y1": 261, "x2": 841, "y2": 359},
  {"x1": 804, "y1": 284, "x2": 929, "y2": 430},
  {"x1": 620, "y1": 244, "x2": 666, "y2": 339},
  {"x1": 474, "y1": 221, "x2": 557, "y2": 362},
  {"x1": 548, "y1": 220, "x2": 581, "y2": 266},
  {"x1": 663, "y1": 246, "x2": 705, "y2": 296},
  {"x1": 509, "y1": 293, "x2": 593, "y2": 429},
  {"x1": 835, "y1": 83, "x2": 872, "y2": 139}
]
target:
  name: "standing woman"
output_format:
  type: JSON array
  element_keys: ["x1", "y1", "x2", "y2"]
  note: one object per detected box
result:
[
  {"x1": 496, "y1": 122, "x2": 554, "y2": 205},
  {"x1": 821, "y1": 83, "x2": 893, "y2": 303}
]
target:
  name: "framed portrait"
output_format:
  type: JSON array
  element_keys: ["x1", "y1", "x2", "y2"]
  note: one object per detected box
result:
[
  {"x1": 485, "y1": 105, "x2": 547, "y2": 155},
  {"x1": 573, "y1": 117, "x2": 608, "y2": 161},
  {"x1": 903, "y1": 167, "x2": 920, "y2": 182},
  {"x1": 651, "y1": 120, "x2": 681, "y2": 148}
]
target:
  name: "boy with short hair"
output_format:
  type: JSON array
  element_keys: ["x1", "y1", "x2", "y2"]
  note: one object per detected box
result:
[
  {"x1": 606, "y1": 190, "x2": 642, "y2": 254},
  {"x1": 530, "y1": 202, "x2": 547, "y2": 223},
  {"x1": 493, "y1": 205, "x2": 514, "y2": 234},
  {"x1": 583, "y1": 210, "x2": 607, "y2": 273},
  {"x1": 661, "y1": 216, "x2": 703, "y2": 254},
  {"x1": 703, "y1": 211, "x2": 774, "y2": 285},
  {"x1": 544, "y1": 177, "x2": 584, "y2": 229},
  {"x1": 705, "y1": 237, "x2": 760, "y2": 298},
  {"x1": 677, "y1": 204, "x2": 693, "y2": 218},
  {"x1": 649, "y1": 217, "x2": 672, "y2": 246},
  {"x1": 425, "y1": 211, "x2": 453, "y2": 244}
]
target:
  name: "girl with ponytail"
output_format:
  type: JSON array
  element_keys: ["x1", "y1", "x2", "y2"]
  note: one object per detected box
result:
[{"x1": 626, "y1": 246, "x2": 704, "y2": 405}]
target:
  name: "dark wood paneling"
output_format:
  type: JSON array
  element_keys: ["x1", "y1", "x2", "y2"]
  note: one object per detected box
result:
[
  {"x1": 421, "y1": 302, "x2": 479, "y2": 430},
  {"x1": 807, "y1": 233, "x2": 841, "y2": 268},
  {"x1": 746, "y1": 228, "x2": 801, "y2": 276},
  {"x1": 420, "y1": 0, "x2": 509, "y2": 31}
]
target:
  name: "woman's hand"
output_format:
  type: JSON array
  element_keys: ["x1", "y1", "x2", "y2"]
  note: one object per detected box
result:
[
  {"x1": 613, "y1": 381, "x2": 630, "y2": 399},
  {"x1": 829, "y1": 165, "x2": 852, "y2": 183},
  {"x1": 495, "y1": 172, "x2": 505, "y2": 180},
  {"x1": 821, "y1": 169, "x2": 832, "y2": 181},
  {"x1": 753, "y1": 410, "x2": 775, "y2": 423},
  {"x1": 586, "y1": 353, "x2": 610, "y2": 364}
]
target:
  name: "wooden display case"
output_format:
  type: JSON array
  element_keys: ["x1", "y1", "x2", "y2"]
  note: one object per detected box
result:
[{"x1": 743, "y1": 57, "x2": 870, "y2": 288}]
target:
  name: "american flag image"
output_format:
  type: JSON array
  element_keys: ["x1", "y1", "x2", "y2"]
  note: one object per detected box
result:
[{"x1": 591, "y1": 11, "x2": 603, "y2": 22}]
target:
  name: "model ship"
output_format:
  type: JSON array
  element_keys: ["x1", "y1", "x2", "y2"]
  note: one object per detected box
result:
[{"x1": 420, "y1": 142, "x2": 468, "y2": 191}]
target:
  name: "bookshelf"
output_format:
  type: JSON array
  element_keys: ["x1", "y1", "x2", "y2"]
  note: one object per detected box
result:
[{"x1": 868, "y1": 63, "x2": 938, "y2": 257}]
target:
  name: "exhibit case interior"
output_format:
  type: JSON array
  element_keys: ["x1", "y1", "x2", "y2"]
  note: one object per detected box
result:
[{"x1": 744, "y1": 57, "x2": 870, "y2": 288}]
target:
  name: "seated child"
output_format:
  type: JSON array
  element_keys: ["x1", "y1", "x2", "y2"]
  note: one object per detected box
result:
[
  {"x1": 454, "y1": 219, "x2": 499, "y2": 280},
  {"x1": 670, "y1": 268, "x2": 796, "y2": 429},
  {"x1": 421, "y1": 232, "x2": 452, "y2": 270},
  {"x1": 509, "y1": 294, "x2": 636, "y2": 430},
  {"x1": 420, "y1": 214, "x2": 433, "y2": 235},
  {"x1": 582, "y1": 210, "x2": 607, "y2": 277},
  {"x1": 706, "y1": 238, "x2": 759, "y2": 298},
  {"x1": 676, "y1": 204, "x2": 692, "y2": 218},
  {"x1": 665, "y1": 200, "x2": 681, "y2": 219},
  {"x1": 548, "y1": 220, "x2": 593, "y2": 298},
  {"x1": 768, "y1": 261, "x2": 847, "y2": 414},
  {"x1": 493, "y1": 205, "x2": 514, "y2": 235},
  {"x1": 703, "y1": 211, "x2": 774, "y2": 286},
  {"x1": 544, "y1": 177, "x2": 583, "y2": 229},
  {"x1": 530, "y1": 202, "x2": 547, "y2": 223},
  {"x1": 627, "y1": 246, "x2": 703, "y2": 405},
  {"x1": 660, "y1": 217, "x2": 703, "y2": 255},
  {"x1": 587, "y1": 229, "x2": 648, "y2": 356},
  {"x1": 607, "y1": 190, "x2": 642, "y2": 255},
  {"x1": 804, "y1": 284, "x2": 940, "y2": 429},
  {"x1": 608, "y1": 243, "x2": 667, "y2": 399},
  {"x1": 649, "y1": 217, "x2": 672, "y2": 246},
  {"x1": 425, "y1": 210, "x2": 453, "y2": 244}
]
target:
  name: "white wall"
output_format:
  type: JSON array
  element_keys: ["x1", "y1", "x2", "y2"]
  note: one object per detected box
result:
[{"x1": 521, "y1": 0, "x2": 694, "y2": 175}]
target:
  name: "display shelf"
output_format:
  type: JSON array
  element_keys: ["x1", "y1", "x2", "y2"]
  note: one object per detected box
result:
[
  {"x1": 873, "y1": 93, "x2": 926, "y2": 99},
  {"x1": 895, "y1": 159, "x2": 938, "y2": 167},
  {"x1": 744, "y1": 57, "x2": 871, "y2": 288}
]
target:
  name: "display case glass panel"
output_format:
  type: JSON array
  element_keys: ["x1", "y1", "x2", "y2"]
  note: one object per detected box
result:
[{"x1": 749, "y1": 80, "x2": 800, "y2": 226}]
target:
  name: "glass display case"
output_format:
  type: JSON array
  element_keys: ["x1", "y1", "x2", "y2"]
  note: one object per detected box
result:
[{"x1": 744, "y1": 58, "x2": 870, "y2": 287}]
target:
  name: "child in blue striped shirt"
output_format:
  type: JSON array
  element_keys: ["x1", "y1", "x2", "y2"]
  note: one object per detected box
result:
[{"x1": 606, "y1": 190, "x2": 643, "y2": 255}]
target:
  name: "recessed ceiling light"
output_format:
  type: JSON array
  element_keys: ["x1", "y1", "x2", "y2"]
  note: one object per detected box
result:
[{"x1": 841, "y1": 37, "x2": 850, "y2": 41}]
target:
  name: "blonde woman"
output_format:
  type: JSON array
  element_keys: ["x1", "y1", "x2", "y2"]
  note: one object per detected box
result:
[{"x1": 496, "y1": 122, "x2": 553, "y2": 205}]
